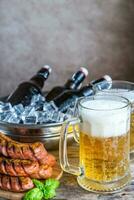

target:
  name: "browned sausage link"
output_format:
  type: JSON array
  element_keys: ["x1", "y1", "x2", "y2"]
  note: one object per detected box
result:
[
  {"x1": 4, "y1": 159, "x2": 17, "y2": 176},
  {"x1": 0, "y1": 174, "x2": 34, "y2": 192},
  {"x1": 14, "y1": 160, "x2": 28, "y2": 177},
  {"x1": 0, "y1": 175, "x2": 2, "y2": 188},
  {"x1": 0, "y1": 159, "x2": 7, "y2": 174},
  {"x1": 10, "y1": 176, "x2": 21, "y2": 192},
  {"x1": 43, "y1": 154, "x2": 56, "y2": 167},
  {"x1": 0, "y1": 157, "x2": 39, "y2": 177},
  {"x1": 1, "y1": 175, "x2": 11, "y2": 190},
  {"x1": 14, "y1": 144, "x2": 25, "y2": 159},
  {"x1": 30, "y1": 142, "x2": 47, "y2": 164},
  {"x1": 30, "y1": 165, "x2": 53, "y2": 179},
  {"x1": 7, "y1": 142, "x2": 15, "y2": 158},
  {"x1": 20, "y1": 176, "x2": 34, "y2": 191},
  {"x1": 0, "y1": 138, "x2": 8, "y2": 157},
  {"x1": 0, "y1": 132, "x2": 48, "y2": 163},
  {"x1": 38, "y1": 165, "x2": 53, "y2": 179},
  {"x1": 23, "y1": 160, "x2": 39, "y2": 175},
  {"x1": 21, "y1": 145, "x2": 36, "y2": 161}
]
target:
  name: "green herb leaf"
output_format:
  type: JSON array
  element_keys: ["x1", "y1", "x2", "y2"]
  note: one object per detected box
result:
[
  {"x1": 44, "y1": 179, "x2": 60, "y2": 190},
  {"x1": 43, "y1": 187, "x2": 56, "y2": 199},
  {"x1": 23, "y1": 188, "x2": 43, "y2": 200},
  {"x1": 32, "y1": 179, "x2": 44, "y2": 191},
  {"x1": 43, "y1": 179, "x2": 60, "y2": 199}
]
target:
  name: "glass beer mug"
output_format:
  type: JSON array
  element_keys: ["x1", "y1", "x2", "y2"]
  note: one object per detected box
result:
[
  {"x1": 99, "y1": 81, "x2": 134, "y2": 152},
  {"x1": 59, "y1": 95, "x2": 131, "y2": 193}
]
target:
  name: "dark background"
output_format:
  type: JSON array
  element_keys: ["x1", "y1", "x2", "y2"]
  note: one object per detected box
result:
[{"x1": 0, "y1": 0, "x2": 134, "y2": 97}]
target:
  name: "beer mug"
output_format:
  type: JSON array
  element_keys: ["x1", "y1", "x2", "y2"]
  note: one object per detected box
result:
[
  {"x1": 98, "y1": 81, "x2": 134, "y2": 152},
  {"x1": 59, "y1": 95, "x2": 131, "y2": 193}
]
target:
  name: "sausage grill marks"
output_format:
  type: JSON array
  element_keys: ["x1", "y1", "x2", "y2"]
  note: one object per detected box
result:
[
  {"x1": 0, "y1": 157, "x2": 53, "y2": 179},
  {"x1": 0, "y1": 174, "x2": 34, "y2": 192},
  {"x1": 0, "y1": 133, "x2": 56, "y2": 166},
  {"x1": 0, "y1": 157, "x2": 39, "y2": 177},
  {"x1": 0, "y1": 132, "x2": 56, "y2": 192}
]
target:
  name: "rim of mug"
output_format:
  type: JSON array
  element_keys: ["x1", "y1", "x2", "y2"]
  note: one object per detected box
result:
[
  {"x1": 78, "y1": 94, "x2": 131, "y2": 111},
  {"x1": 101, "y1": 80, "x2": 134, "y2": 93}
]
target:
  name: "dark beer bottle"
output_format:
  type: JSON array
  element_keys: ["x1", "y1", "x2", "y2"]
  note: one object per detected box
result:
[
  {"x1": 45, "y1": 67, "x2": 88, "y2": 101},
  {"x1": 53, "y1": 75, "x2": 112, "y2": 113},
  {"x1": 7, "y1": 65, "x2": 52, "y2": 106}
]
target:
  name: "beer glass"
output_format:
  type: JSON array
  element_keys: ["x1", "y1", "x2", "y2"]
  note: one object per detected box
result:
[
  {"x1": 99, "y1": 81, "x2": 134, "y2": 152},
  {"x1": 59, "y1": 95, "x2": 131, "y2": 193}
]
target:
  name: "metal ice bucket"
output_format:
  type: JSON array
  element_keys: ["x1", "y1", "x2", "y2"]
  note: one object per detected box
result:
[
  {"x1": 0, "y1": 96, "x2": 74, "y2": 150},
  {"x1": 0, "y1": 121, "x2": 74, "y2": 150}
]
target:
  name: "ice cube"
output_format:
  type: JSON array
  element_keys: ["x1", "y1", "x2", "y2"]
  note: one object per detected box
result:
[
  {"x1": 23, "y1": 116, "x2": 37, "y2": 124},
  {"x1": 49, "y1": 111, "x2": 66, "y2": 123},
  {"x1": 2, "y1": 111, "x2": 13, "y2": 122},
  {"x1": 31, "y1": 94, "x2": 45, "y2": 105},
  {"x1": 36, "y1": 111, "x2": 50, "y2": 123},
  {"x1": 2, "y1": 103, "x2": 13, "y2": 112},
  {"x1": 49, "y1": 112, "x2": 60, "y2": 122},
  {"x1": 13, "y1": 104, "x2": 24, "y2": 116},
  {"x1": 43, "y1": 101, "x2": 58, "y2": 112},
  {"x1": 34, "y1": 101, "x2": 44, "y2": 111},
  {"x1": 0, "y1": 112, "x2": 10, "y2": 121},
  {"x1": 21, "y1": 106, "x2": 35, "y2": 121},
  {"x1": 38, "y1": 94, "x2": 45, "y2": 102},
  {"x1": 7, "y1": 114, "x2": 20, "y2": 124},
  {"x1": 31, "y1": 95, "x2": 39, "y2": 104}
]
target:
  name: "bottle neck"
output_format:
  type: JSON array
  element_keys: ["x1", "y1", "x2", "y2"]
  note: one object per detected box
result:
[
  {"x1": 91, "y1": 77, "x2": 111, "y2": 91},
  {"x1": 30, "y1": 67, "x2": 50, "y2": 89},
  {"x1": 64, "y1": 70, "x2": 86, "y2": 90}
]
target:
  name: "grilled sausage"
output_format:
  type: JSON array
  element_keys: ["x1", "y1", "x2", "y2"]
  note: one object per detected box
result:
[
  {"x1": 0, "y1": 157, "x2": 53, "y2": 179},
  {"x1": 30, "y1": 165, "x2": 53, "y2": 179},
  {"x1": 1, "y1": 175, "x2": 11, "y2": 190},
  {"x1": 0, "y1": 132, "x2": 49, "y2": 164},
  {"x1": 0, "y1": 157, "x2": 39, "y2": 177},
  {"x1": 20, "y1": 176, "x2": 34, "y2": 191},
  {"x1": 44, "y1": 154, "x2": 56, "y2": 167},
  {"x1": 39, "y1": 165, "x2": 53, "y2": 179},
  {"x1": 0, "y1": 174, "x2": 34, "y2": 192},
  {"x1": 10, "y1": 176, "x2": 21, "y2": 192}
]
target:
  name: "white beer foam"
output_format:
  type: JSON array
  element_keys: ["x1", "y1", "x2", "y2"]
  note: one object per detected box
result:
[
  {"x1": 100, "y1": 89, "x2": 134, "y2": 103},
  {"x1": 80, "y1": 100, "x2": 130, "y2": 138}
]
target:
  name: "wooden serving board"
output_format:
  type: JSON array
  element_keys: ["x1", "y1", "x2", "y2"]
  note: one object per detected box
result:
[{"x1": 0, "y1": 162, "x2": 63, "y2": 200}]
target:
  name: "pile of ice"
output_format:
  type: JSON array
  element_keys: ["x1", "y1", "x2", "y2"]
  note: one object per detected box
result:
[{"x1": 0, "y1": 94, "x2": 74, "y2": 124}]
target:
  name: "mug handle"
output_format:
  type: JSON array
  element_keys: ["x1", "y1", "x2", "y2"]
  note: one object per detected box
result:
[
  {"x1": 59, "y1": 118, "x2": 81, "y2": 176},
  {"x1": 73, "y1": 123, "x2": 79, "y2": 143}
]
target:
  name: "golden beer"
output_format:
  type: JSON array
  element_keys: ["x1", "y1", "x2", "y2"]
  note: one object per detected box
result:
[
  {"x1": 80, "y1": 132, "x2": 129, "y2": 182},
  {"x1": 130, "y1": 112, "x2": 134, "y2": 151},
  {"x1": 99, "y1": 81, "x2": 134, "y2": 152},
  {"x1": 77, "y1": 96, "x2": 131, "y2": 192},
  {"x1": 60, "y1": 95, "x2": 131, "y2": 193}
]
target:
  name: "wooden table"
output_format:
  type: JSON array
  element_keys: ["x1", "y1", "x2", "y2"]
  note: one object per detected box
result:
[{"x1": 0, "y1": 142, "x2": 134, "y2": 200}]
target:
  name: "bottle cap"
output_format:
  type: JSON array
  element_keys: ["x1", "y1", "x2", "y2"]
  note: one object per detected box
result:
[
  {"x1": 43, "y1": 65, "x2": 52, "y2": 73},
  {"x1": 103, "y1": 75, "x2": 112, "y2": 83},
  {"x1": 80, "y1": 67, "x2": 88, "y2": 77},
  {"x1": 103, "y1": 75, "x2": 112, "y2": 89}
]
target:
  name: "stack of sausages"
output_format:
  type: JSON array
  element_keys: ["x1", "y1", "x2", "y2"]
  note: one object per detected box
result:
[{"x1": 0, "y1": 132, "x2": 56, "y2": 192}]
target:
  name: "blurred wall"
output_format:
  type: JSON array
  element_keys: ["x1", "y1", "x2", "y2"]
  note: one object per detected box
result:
[{"x1": 0, "y1": 0, "x2": 134, "y2": 96}]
